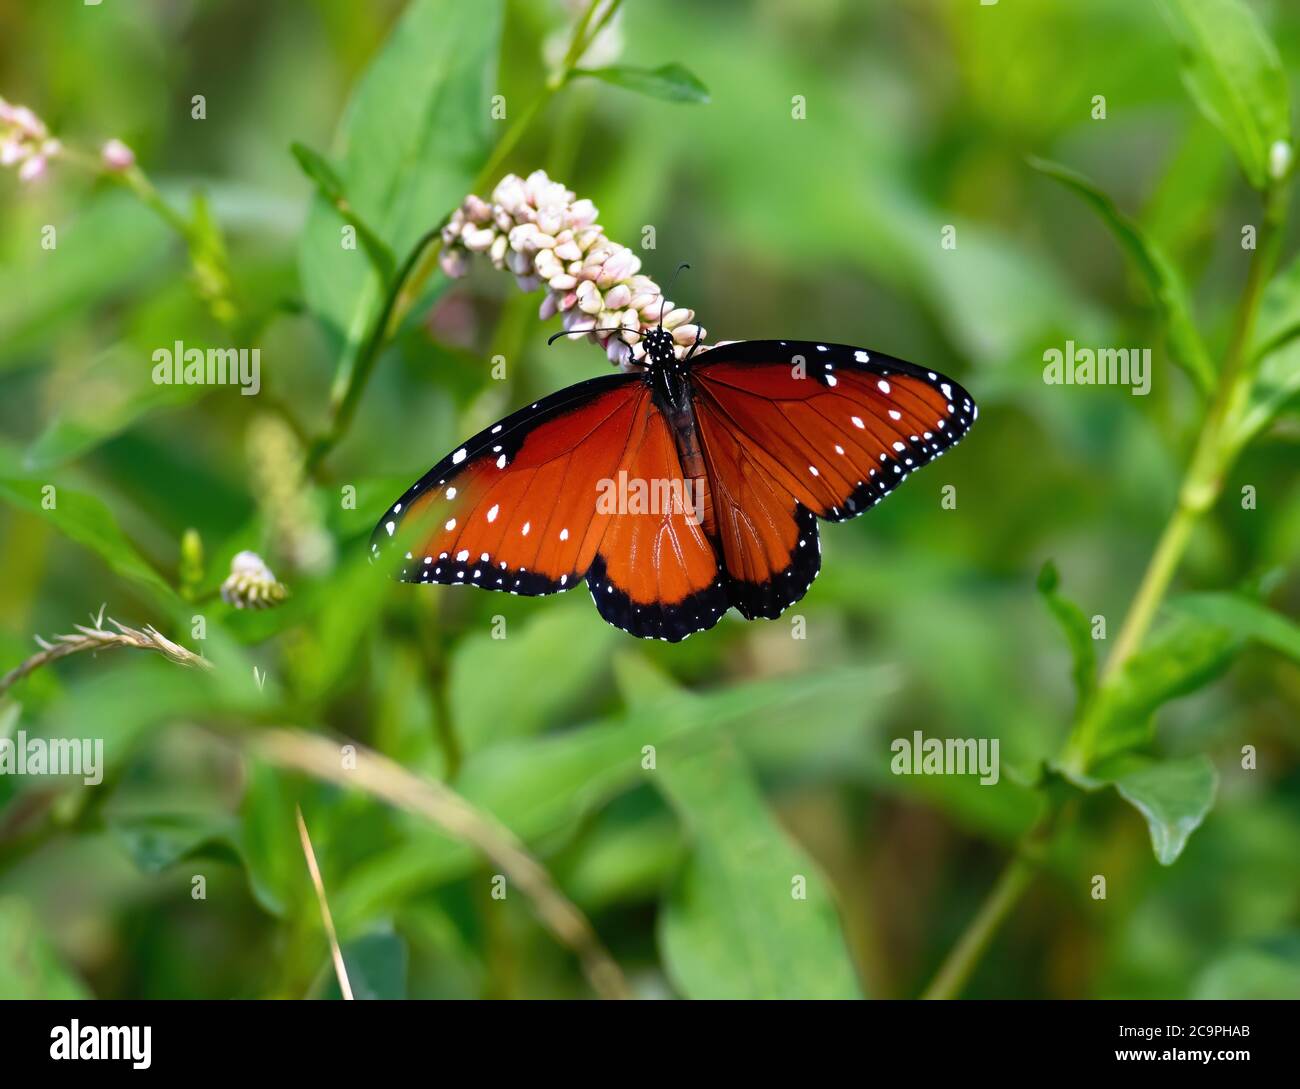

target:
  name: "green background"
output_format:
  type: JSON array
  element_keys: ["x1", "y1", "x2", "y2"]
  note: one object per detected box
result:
[{"x1": 0, "y1": 0, "x2": 1297, "y2": 999}]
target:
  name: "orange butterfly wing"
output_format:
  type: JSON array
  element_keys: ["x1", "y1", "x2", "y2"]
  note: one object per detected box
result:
[
  {"x1": 372, "y1": 373, "x2": 725, "y2": 640},
  {"x1": 690, "y1": 340, "x2": 976, "y2": 617}
]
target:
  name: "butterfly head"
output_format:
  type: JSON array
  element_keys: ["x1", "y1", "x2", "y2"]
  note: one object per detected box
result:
[{"x1": 641, "y1": 325, "x2": 677, "y2": 367}]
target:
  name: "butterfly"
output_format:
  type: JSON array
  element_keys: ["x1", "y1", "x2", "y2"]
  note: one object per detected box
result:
[{"x1": 370, "y1": 321, "x2": 976, "y2": 642}]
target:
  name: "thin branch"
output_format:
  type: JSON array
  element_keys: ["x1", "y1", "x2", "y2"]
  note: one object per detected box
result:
[
  {"x1": 0, "y1": 618, "x2": 212, "y2": 696},
  {"x1": 296, "y1": 805, "x2": 353, "y2": 1000},
  {"x1": 252, "y1": 728, "x2": 631, "y2": 1000}
]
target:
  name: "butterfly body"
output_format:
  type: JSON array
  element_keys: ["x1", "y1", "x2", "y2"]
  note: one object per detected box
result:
[{"x1": 372, "y1": 337, "x2": 976, "y2": 641}]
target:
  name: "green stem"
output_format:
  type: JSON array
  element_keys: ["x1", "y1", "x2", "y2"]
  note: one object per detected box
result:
[
  {"x1": 923, "y1": 183, "x2": 1288, "y2": 999},
  {"x1": 307, "y1": 224, "x2": 441, "y2": 469},
  {"x1": 921, "y1": 815, "x2": 1052, "y2": 1000}
]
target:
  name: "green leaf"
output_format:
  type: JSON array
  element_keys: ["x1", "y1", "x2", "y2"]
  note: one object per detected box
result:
[
  {"x1": 1193, "y1": 934, "x2": 1300, "y2": 998},
  {"x1": 0, "y1": 190, "x2": 173, "y2": 367},
  {"x1": 1232, "y1": 336, "x2": 1300, "y2": 450},
  {"x1": 1028, "y1": 156, "x2": 1214, "y2": 394},
  {"x1": 297, "y1": 0, "x2": 503, "y2": 398},
  {"x1": 290, "y1": 141, "x2": 395, "y2": 283},
  {"x1": 1169, "y1": 591, "x2": 1300, "y2": 662},
  {"x1": 0, "y1": 476, "x2": 176, "y2": 604},
  {"x1": 656, "y1": 751, "x2": 863, "y2": 998},
  {"x1": 23, "y1": 344, "x2": 209, "y2": 471},
  {"x1": 571, "y1": 62, "x2": 710, "y2": 104},
  {"x1": 449, "y1": 602, "x2": 617, "y2": 753},
  {"x1": 110, "y1": 812, "x2": 244, "y2": 874},
  {"x1": 1036, "y1": 560, "x2": 1097, "y2": 712},
  {"x1": 1251, "y1": 252, "x2": 1300, "y2": 360},
  {"x1": 1108, "y1": 754, "x2": 1218, "y2": 865},
  {"x1": 334, "y1": 664, "x2": 880, "y2": 928},
  {"x1": 239, "y1": 763, "x2": 305, "y2": 917},
  {"x1": 1064, "y1": 615, "x2": 1239, "y2": 771},
  {"x1": 0, "y1": 897, "x2": 91, "y2": 999},
  {"x1": 1158, "y1": 0, "x2": 1291, "y2": 192},
  {"x1": 618, "y1": 656, "x2": 862, "y2": 999}
]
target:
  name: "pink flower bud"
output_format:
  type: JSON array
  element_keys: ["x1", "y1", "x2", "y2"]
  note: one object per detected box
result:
[
  {"x1": 17, "y1": 155, "x2": 46, "y2": 183},
  {"x1": 11, "y1": 105, "x2": 44, "y2": 138},
  {"x1": 439, "y1": 248, "x2": 469, "y2": 278},
  {"x1": 101, "y1": 138, "x2": 135, "y2": 171}
]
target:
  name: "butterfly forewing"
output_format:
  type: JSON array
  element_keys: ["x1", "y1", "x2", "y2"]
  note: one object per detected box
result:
[{"x1": 370, "y1": 373, "x2": 644, "y2": 595}]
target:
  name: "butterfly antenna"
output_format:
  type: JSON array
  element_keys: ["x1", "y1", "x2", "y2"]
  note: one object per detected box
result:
[
  {"x1": 659, "y1": 263, "x2": 691, "y2": 328},
  {"x1": 546, "y1": 325, "x2": 628, "y2": 346}
]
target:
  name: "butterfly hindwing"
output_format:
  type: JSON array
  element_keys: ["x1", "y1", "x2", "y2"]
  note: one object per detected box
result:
[{"x1": 587, "y1": 397, "x2": 727, "y2": 641}]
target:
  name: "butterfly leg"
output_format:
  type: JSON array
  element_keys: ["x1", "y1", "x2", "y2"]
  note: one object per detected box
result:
[{"x1": 683, "y1": 328, "x2": 706, "y2": 362}]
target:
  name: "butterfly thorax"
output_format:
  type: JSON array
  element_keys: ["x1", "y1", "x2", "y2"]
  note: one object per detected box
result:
[{"x1": 641, "y1": 329, "x2": 716, "y2": 537}]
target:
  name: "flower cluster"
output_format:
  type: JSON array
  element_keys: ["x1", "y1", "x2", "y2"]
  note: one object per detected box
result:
[
  {"x1": 0, "y1": 98, "x2": 60, "y2": 184},
  {"x1": 220, "y1": 551, "x2": 289, "y2": 610},
  {"x1": 440, "y1": 171, "x2": 705, "y2": 367},
  {"x1": 0, "y1": 97, "x2": 134, "y2": 184}
]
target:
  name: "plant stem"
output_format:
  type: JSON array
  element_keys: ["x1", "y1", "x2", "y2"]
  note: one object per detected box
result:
[
  {"x1": 923, "y1": 184, "x2": 1288, "y2": 999},
  {"x1": 921, "y1": 816, "x2": 1050, "y2": 1000}
]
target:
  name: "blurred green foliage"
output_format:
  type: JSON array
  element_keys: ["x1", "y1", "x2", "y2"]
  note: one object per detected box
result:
[{"x1": 0, "y1": 0, "x2": 1298, "y2": 1000}]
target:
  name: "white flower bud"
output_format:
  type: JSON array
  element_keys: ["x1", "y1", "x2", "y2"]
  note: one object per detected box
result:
[
  {"x1": 576, "y1": 280, "x2": 603, "y2": 314},
  {"x1": 567, "y1": 198, "x2": 596, "y2": 227},
  {"x1": 221, "y1": 551, "x2": 288, "y2": 610},
  {"x1": 462, "y1": 226, "x2": 496, "y2": 252},
  {"x1": 1270, "y1": 139, "x2": 1292, "y2": 181},
  {"x1": 537, "y1": 208, "x2": 563, "y2": 235}
]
